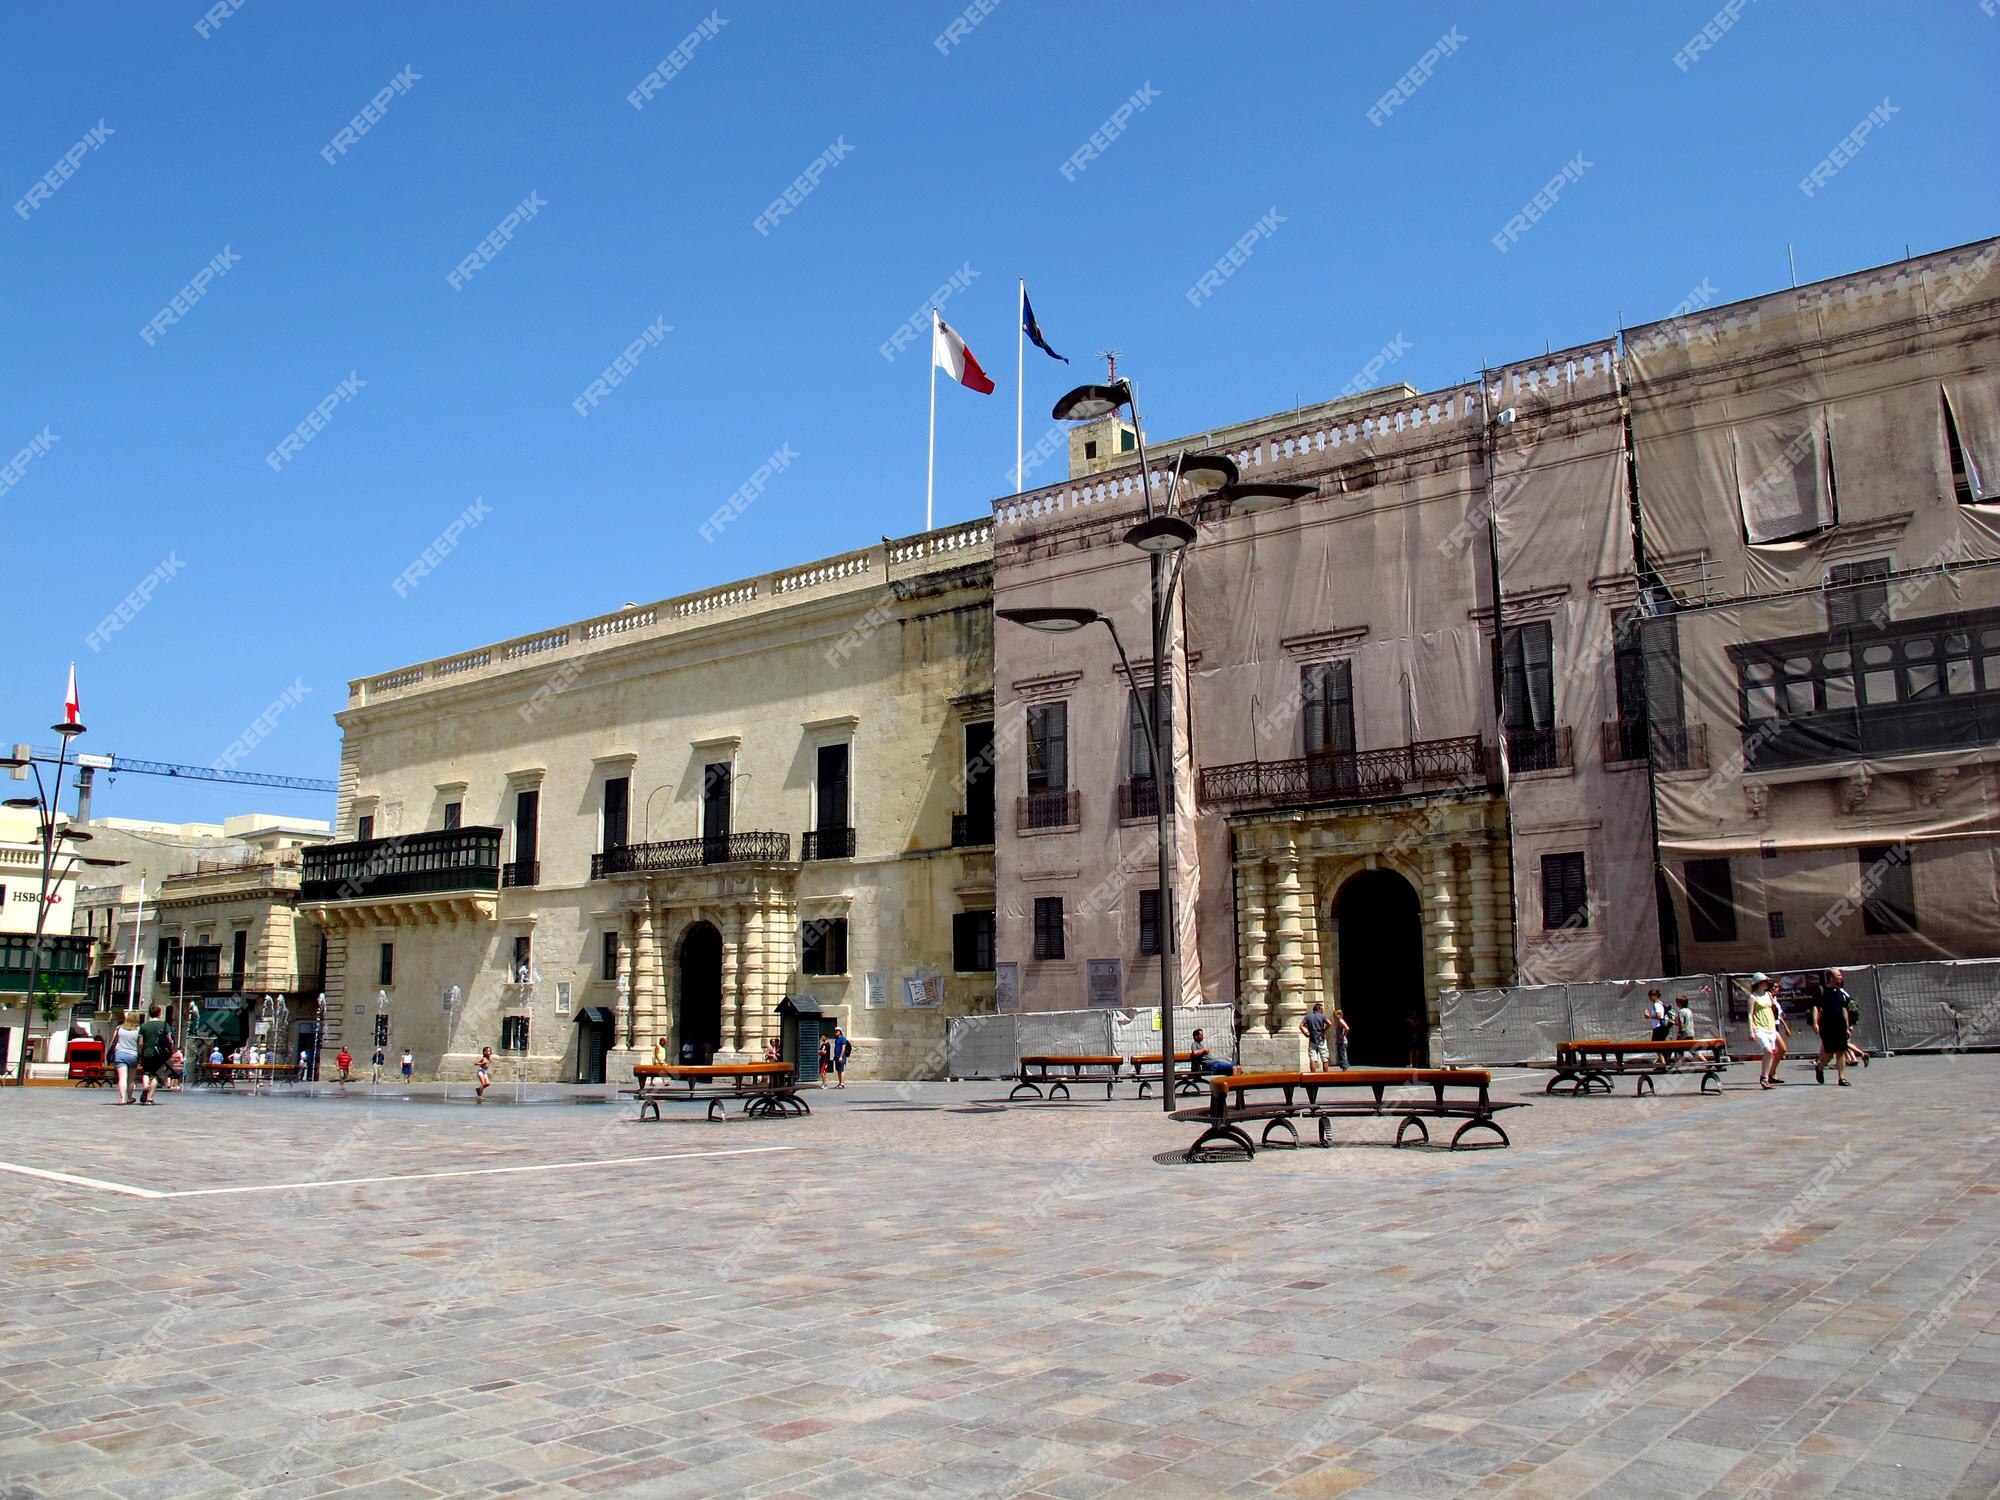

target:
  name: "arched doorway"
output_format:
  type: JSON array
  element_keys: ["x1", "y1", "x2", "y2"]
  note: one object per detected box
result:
[
  {"x1": 1335, "y1": 869, "x2": 1427, "y2": 1065},
  {"x1": 677, "y1": 922, "x2": 724, "y2": 1064}
]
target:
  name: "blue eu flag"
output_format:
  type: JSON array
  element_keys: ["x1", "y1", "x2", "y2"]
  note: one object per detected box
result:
[{"x1": 1022, "y1": 289, "x2": 1069, "y2": 364}]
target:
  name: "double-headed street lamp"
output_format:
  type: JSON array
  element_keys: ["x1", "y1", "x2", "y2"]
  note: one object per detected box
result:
[
  {"x1": 2, "y1": 719, "x2": 115, "y2": 1084},
  {"x1": 1001, "y1": 375, "x2": 1315, "y2": 1111}
]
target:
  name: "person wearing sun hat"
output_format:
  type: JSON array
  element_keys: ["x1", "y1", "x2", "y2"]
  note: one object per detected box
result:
[{"x1": 1744, "y1": 973, "x2": 1789, "y2": 1089}]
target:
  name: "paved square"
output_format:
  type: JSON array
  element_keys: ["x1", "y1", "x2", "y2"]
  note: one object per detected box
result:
[{"x1": 1, "y1": 1059, "x2": 1997, "y2": 1498}]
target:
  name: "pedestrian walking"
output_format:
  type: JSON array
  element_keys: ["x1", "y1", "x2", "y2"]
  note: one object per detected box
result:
[
  {"x1": 831, "y1": 1027, "x2": 852, "y2": 1087},
  {"x1": 335, "y1": 1047, "x2": 353, "y2": 1083},
  {"x1": 1301, "y1": 1002, "x2": 1331, "y2": 1070},
  {"x1": 762, "y1": 1037, "x2": 781, "y2": 1064},
  {"x1": 401, "y1": 1047, "x2": 414, "y2": 1081},
  {"x1": 166, "y1": 1045, "x2": 184, "y2": 1091},
  {"x1": 1815, "y1": 968, "x2": 1856, "y2": 1087},
  {"x1": 1334, "y1": 1008, "x2": 1351, "y2": 1069},
  {"x1": 1744, "y1": 972, "x2": 1789, "y2": 1088},
  {"x1": 475, "y1": 1045, "x2": 493, "y2": 1101},
  {"x1": 134, "y1": 1005, "x2": 172, "y2": 1105},
  {"x1": 371, "y1": 1045, "x2": 385, "y2": 1080},
  {"x1": 651, "y1": 1035, "x2": 669, "y2": 1067},
  {"x1": 1672, "y1": 995, "x2": 1696, "y2": 1040},
  {"x1": 1644, "y1": 988, "x2": 1671, "y2": 1041},
  {"x1": 110, "y1": 1011, "x2": 143, "y2": 1105},
  {"x1": 817, "y1": 1037, "x2": 832, "y2": 1084}
]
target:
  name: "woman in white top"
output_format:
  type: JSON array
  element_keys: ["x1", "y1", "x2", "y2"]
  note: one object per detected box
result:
[{"x1": 110, "y1": 1010, "x2": 144, "y2": 1105}]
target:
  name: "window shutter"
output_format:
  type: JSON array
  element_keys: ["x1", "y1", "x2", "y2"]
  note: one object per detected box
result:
[
  {"x1": 1139, "y1": 888, "x2": 1161, "y2": 955},
  {"x1": 1303, "y1": 666, "x2": 1327, "y2": 754},
  {"x1": 1329, "y1": 660, "x2": 1356, "y2": 754},
  {"x1": 1128, "y1": 691, "x2": 1152, "y2": 781},
  {"x1": 1524, "y1": 623, "x2": 1555, "y2": 730}
]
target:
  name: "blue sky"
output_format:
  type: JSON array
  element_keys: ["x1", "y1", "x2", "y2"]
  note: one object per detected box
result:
[{"x1": 6, "y1": 0, "x2": 1996, "y2": 827}]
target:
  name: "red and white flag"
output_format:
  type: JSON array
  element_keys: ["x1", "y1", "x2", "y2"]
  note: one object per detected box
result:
[
  {"x1": 63, "y1": 663, "x2": 80, "y2": 727},
  {"x1": 933, "y1": 316, "x2": 995, "y2": 394}
]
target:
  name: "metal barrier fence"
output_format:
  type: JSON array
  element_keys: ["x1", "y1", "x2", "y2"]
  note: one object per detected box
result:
[
  {"x1": 946, "y1": 1005, "x2": 1237, "y2": 1080},
  {"x1": 1439, "y1": 959, "x2": 1997, "y2": 1063}
]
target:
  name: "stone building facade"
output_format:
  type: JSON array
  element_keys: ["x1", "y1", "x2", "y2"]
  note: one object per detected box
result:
[{"x1": 308, "y1": 520, "x2": 995, "y2": 1082}]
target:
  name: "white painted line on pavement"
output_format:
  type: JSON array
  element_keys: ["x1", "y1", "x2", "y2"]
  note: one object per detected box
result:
[
  {"x1": 161, "y1": 1145, "x2": 798, "y2": 1198},
  {"x1": 0, "y1": 1160, "x2": 166, "y2": 1198}
]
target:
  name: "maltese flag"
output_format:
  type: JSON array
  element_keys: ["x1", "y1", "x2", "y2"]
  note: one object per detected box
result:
[
  {"x1": 932, "y1": 315, "x2": 995, "y2": 394},
  {"x1": 63, "y1": 663, "x2": 80, "y2": 727}
]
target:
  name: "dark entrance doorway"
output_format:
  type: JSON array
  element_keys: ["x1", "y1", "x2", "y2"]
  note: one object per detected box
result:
[
  {"x1": 573, "y1": 1008, "x2": 614, "y2": 1084},
  {"x1": 677, "y1": 922, "x2": 724, "y2": 1064},
  {"x1": 1335, "y1": 869, "x2": 1427, "y2": 1066}
]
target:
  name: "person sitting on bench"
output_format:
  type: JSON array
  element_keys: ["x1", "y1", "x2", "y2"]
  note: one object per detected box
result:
[{"x1": 1190, "y1": 1029, "x2": 1233, "y2": 1076}]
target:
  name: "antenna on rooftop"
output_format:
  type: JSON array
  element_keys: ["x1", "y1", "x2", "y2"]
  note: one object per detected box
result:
[{"x1": 1097, "y1": 349, "x2": 1122, "y2": 383}]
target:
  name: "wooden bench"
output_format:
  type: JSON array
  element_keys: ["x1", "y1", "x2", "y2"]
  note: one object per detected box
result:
[
  {"x1": 622, "y1": 1062, "x2": 809, "y2": 1121},
  {"x1": 1538, "y1": 1038, "x2": 1732, "y2": 1097},
  {"x1": 1128, "y1": 1051, "x2": 1209, "y2": 1100},
  {"x1": 1173, "y1": 1068, "x2": 1527, "y2": 1161},
  {"x1": 68, "y1": 1063, "x2": 116, "y2": 1088},
  {"x1": 194, "y1": 1062, "x2": 299, "y2": 1088},
  {"x1": 1010, "y1": 1054, "x2": 1123, "y2": 1101}
]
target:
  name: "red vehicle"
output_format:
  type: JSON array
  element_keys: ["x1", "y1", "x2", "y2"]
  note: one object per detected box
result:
[{"x1": 65, "y1": 1036, "x2": 113, "y2": 1086}]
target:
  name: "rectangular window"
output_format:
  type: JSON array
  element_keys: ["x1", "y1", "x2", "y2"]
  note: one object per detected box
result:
[
  {"x1": 1827, "y1": 558, "x2": 1891, "y2": 631},
  {"x1": 1026, "y1": 705, "x2": 1068, "y2": 795},
  {"x1": 356, "y1": 814, "x2": 375, "y2": 842},
  {"x1": 1033, "y1": 897, "x2": 1065, "y2": 960},
  {"x1": 962, "y1": 722, "x2": 995, "y2": 843},
  {"x1": 1858, "y1": 844, "x2": 1918, "y2": 935},
  {"x1": 601, "y1": 777, "x2": 628, "y2": 852},
  {"x1": 952, "y1": 911, "x2": 996, "y2": 973},
  {"x1": 816, "y1": 744, "x2": 850, "y2": 831},
  {"x1": 500, "y1": 1016, "x2": 529, "y2": 1053},
  {"x1": 1501, "y1": 622, "x2": 1556, "y2": 732},
  {"x1": 512, "y1": 935, "x2": 532, "y2": 980},
  {"x1": 231, "y1": 929, "x2": 248, "y2": 976},
  {"x1": 1944, "y1": 389, "x2": 1979, "y2": 504},
  {"x1": 702, "y1": 762, "x2": 732, "y2": 843},
  {"x1": 442, "y1": 801, "x2": 462, "y2": 831},
  {"x1": 1138, "y1": 888, "x2": 1162, "y2": 956},
  {"x1": 373, "y1": 1014, "x2": 390, "y2": 1048},
  {"x1": 1768, "y1": 911, "x2": 1787, "y2": 939},
  {"x1": 378, "y1": 941, "x2": 395, "y2": 986},
  {"x1": 803, "y1": 917, "x2": 848, "y2": 976},
  {"x1": 1302, "y1": 661, "x2": 1356, "y2": 756},
  {"x1": 1684, "y1": 858, "x2": 1738, "y2": 944},
  {"x1": 513, "y1": 788, "x2": 539, "y2": 866},
  {"x1": 602, "y1": 930, "x2": 620, "y2": 981},
  {"x1": 1541, "y1": 853, "x2": 1588, "y2": 929}
]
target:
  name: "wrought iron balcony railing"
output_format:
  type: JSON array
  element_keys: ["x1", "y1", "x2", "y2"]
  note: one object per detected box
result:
[
  {"x1": 592, "y1": 832, "x2": 792, "y2": 877},
  {"x1": 1117, "y1": 779, "x2": 1160, "y2": 821},
  {"x1": 951, "y1": 811, "x2": 995, "y2": 847},
  {"x1": 802, "y1": 827, "x2": 856, "y2": 861},
  {"x1": 1504, "y1": 725, "x2": 1573, "y2": 774},
  {"x1": 500, "y1": 860, "x2": 541, "y2": 888},
  {"x1": 302, "y1": 826, "x2": 502, "y2": 903},
  {"x1": 1198, "y1": 735, "x2": 1494, "y2": 812},
  {"x1": 1601, "y1": 719, "x2": 1709, "y2": 772},
  {"x1": 1017, "y1": 789, "x2": 1080, "y2": 832}
]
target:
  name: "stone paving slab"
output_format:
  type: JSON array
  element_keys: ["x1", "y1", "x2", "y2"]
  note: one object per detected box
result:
[{"x1": 0, "y1": 1061, "x2": 1996, "y2": 1497}]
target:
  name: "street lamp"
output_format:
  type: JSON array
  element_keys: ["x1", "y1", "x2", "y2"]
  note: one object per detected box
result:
[{"x1": 1, "y1": 714, "x2": 88, "y2": 1085}]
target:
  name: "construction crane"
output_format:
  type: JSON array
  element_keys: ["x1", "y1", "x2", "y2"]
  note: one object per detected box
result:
[{"x1": 19, "y1": 748, "x2": 336, "y2": 817}]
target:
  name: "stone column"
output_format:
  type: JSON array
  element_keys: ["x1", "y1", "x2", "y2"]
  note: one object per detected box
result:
[
  {"x1": 1295, "y1": 852, "x2": 1326, "y2": 1012},
  {"x1": 617, "y1": 918, "x2": 638, "y2": 1048},
  {"x1": 1467, "y1": 837, "x2": 1504, "y2": 990},
  {"x1": 1429, "y1": 849, "x2": 1463, "y2": 1004},
  {"x1": 721, "y1": 909, "x2": 747, "y2": 1058},
  {"x1": 1236, "y1": 852, "x2": 1272, "y2": 1035},
  {"x1": 739, "y1": 901, "x2": 767, "y2": 1054},
  {"x1": 1242, "y1": 833, "x2": 1309, "y2": 1072},
  {"x1": 633, "y1": 903, "x2": 660, "y2": 1048}
]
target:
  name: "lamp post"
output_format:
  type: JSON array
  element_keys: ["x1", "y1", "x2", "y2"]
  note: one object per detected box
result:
[
  {"x1": 1001, "y1": 376, "x2": 1317, "y2": 1110},
  {"x1": 2, "y1": 717, "x2": 91, "y2": 1085}
]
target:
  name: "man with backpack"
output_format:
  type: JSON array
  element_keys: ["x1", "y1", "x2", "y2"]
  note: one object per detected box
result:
[{"x1": 136, "y1": 1005, "x2": 172, "y2": 1106}]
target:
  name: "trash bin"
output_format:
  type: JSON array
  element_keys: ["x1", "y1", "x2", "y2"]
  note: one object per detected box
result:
[{"x1": 777, "y1": 995, "x2": 827, "y2": 1088}]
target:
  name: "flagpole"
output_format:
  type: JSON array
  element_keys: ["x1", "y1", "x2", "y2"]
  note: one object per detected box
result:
[
  {"x1": 1016, "y1": 279, "x2": 1025, "y2": 495},
  {"x1": 927, "y1": 307, "x2": 938, "y2": 532}
]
